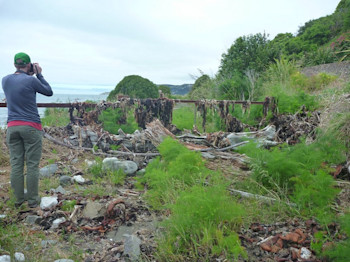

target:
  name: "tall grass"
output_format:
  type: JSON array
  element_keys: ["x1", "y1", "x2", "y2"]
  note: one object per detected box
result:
[{"x1": 41, "y1": 108, "x2": 70, "y2": 126}]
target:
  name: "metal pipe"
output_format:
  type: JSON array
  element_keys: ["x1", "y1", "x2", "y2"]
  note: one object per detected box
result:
[{"x1": 0, "y1": 98, "x2": 267, "y2": 108}]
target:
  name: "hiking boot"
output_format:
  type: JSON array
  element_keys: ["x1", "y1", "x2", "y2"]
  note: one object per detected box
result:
[{"x1": 14, "y1": 202, "x2": 24, "y2": 208}]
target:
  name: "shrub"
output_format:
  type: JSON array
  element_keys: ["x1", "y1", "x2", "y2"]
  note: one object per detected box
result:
[
  {"x1": 41, "y1": 108, "x2": 70, "y2": 126},
  {"x1": 107, "y1": 75, "x2": 159, "y2": 100},
  {"x1": 265, "y1": 83, "x2": 318, "y2": 114},
  {"x1": 238, "y1": 132, "x2": 346, "y2": 192},
  {"x1": 143, "y1": 137, "x2": 212, "y2": 209},
  {"x1": 323, "y1": 213, "x2": 350, "y2": 261},
  {"x1": 98, "y1": 107, "x2": 138, "y2": 134},
  {"x1": 158, "y1": 185, "x2": 247, "y2": 260},
  {"x1": 291, "y1": 170, "x2": 339, "y2": 225}
]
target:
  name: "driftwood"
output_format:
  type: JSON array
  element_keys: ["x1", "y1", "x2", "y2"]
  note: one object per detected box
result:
[
  {"x1": 229, "y1": 188, "x2": 296, "y2": 207},
  {"x1": 144, "y1": 119, "x2": 176, "y2": 147},
  {"x1": 43, "y1": 132, "x2": 159, "y2": 157}
]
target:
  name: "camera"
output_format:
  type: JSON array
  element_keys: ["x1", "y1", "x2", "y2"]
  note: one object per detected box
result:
[{"x1": 29, "y1": 63, "x2": 38, "y2": 75}]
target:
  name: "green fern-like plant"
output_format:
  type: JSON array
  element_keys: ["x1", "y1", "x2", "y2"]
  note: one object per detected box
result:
[
  {"x1": 143, "y1": 137, "x2": 212, "y2": 209},
  {"x1": 157, "y1": 184, "x2": 247, "y2": 260}
]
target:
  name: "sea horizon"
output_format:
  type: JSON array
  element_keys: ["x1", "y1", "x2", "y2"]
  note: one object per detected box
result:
[{"x1": 0, "y1": 90, "x2": 109, "y2": 127}]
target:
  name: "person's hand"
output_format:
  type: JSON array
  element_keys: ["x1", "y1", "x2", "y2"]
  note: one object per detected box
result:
[{"x1": 33, "y1": 63, "x2": 42, "y2": 75}]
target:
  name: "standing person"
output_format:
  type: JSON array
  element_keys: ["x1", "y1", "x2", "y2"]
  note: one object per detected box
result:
[{"x1": 2, "y1": 52, "x2": 53, "y2": 208}]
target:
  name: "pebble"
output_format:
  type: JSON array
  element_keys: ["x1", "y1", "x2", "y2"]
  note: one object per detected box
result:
[
  {"x1": 51, "y1": 217, "x2": 67, "y2": 229},
  {"x1": 40, "y1": 196, "x2": 58, "y2": 210},
  {"x1": 59, "y1": 175, "x2": 72, "y2": 186},
  {"x1": 123, "y1": 234, "x2": 141, "y2": 261},
  {"x1": 39, "y1": 164, "x2": 58, "y2": 178},
  {"x1": 72, "y1": 175, "x2": 85, "y2": 184},
  {"x1": 300, "y1": 247, "x2": 312, "y2": 259},
  {"x1": 25, "y1": 215, "x2": 42, "y2": 225},
  {"x1": 14, "y1": 252, "x2": 25, "y2": 262},
  {"x1": 0, "y1": 255, "x2": 10, "y2": 262},
  {"x1": 41, "y1": 239, "x2": 58, "y2": 248}
]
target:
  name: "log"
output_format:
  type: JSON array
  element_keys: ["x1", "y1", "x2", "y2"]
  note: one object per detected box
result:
[{"x1": 144, "y1": 119, "x2": 176, "y2": 147}]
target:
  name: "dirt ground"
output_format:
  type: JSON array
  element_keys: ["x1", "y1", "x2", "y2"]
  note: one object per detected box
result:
[{"x1": 1, "y1": 100, "x2": 350, "y2": 261}]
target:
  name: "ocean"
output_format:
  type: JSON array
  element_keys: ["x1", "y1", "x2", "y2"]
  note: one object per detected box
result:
[{"x1": 0, "y1": 92, "x2": 109, "y2": 127}]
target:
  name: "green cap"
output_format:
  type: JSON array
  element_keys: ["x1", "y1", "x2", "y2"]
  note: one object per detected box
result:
[{"x1": 14, "y1": 52, "x2": 31, "y2": 65}]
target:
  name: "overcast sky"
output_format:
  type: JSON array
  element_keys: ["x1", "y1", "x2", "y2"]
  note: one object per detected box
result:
[{"x1": 0, "y1": 0, "x2": 339, "y2": 91}]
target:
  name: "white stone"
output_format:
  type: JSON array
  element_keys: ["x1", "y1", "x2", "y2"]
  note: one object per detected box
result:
[
  {"x1": 300, "y1": 247, "x2": 312, "y2": 259},
  {"x1": 0, "y1": 255, "x2": 11, "y2": 262},
  {"x1": 40, "y1": 196, "x2": 58, "y2": 210},
  {"x1": 51, "y1": 217, "x2": 66, "y2": 229},
  {"x1": 14, "y1": 252, "x2": 25, "y2": 262},
  {"x1": 85, "y1": 159, "x2": 97, "y2": 168},
  {"x1": 72, "y1": 175, "x2": 85, "y2": 184}
]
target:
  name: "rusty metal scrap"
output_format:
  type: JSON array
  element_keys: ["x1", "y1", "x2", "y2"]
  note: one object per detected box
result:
[{"x1": 0, "y1": 97, "x2": 275, "y2": 132}]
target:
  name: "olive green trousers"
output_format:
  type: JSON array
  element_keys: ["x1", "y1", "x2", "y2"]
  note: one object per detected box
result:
[{"x1": 6, "y1": 125, "x2": 42, "y2": 206}]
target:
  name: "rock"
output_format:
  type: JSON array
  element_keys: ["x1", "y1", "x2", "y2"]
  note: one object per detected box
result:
[
  {"x1": 41, "y1": 239, "x2": 58, "y2": 248},
  {"x1": 82, "y1": 201, "x2": 106, "y2": 219},
  {"x1": 102, "y1": 158, "x2": 138, "y2": 175},
  {"x1": 99, "y1": 141, "x2": 110, "y2": 151},
  {"x1": 71, "y1": 158, "x2": 79, "y2": 164},
  {"x1": 0, "y1": 255, "x2": 11, "y2": 262},
  {"x1": 14, "y1": 252, "x2": 25, "y2": 262},
  {"x1": 0, "y1": 214, "x2": 6, "y2": 219},
  {"x1": 51, "y1": 217, "x2": 66, "y2": 229},
  {"x1": 52, "y1": 185, "x2": 67, "y2": 195},
  {"x1": 136, "y1": 169, "x2": 146, "y2": 176},
  {"x1": 102, "y1": 157, "x2": 119, "y2": 170},
  {"x1": 69, "y1": 135, "x2": 78, "y2": 140},
  {"x1": 72, "y1": 175, "x2": 85, "y2": 184},
  {"x1": 123, "y1": 234, "x2": 141, "y2": 261},
  {"x1": 40, "y1": 196, "x2": 58, "y2": 210},
  {"x1": 39, "y1": 164, "x2": 58, "y2": 178},
  {"x1": 85, "y1": 159, "x2": 97, "y2": 168},
  {"x1": 25, "y1": 215, "x2": 42, "y2": 225},
  {"x1": 300, "y1": 247, "x2": 312, "y2": 260},
  {"x1": 59, "y1": 176, "x2": 72, "y2": 186},
  {"x1": 87, "y1": 130, "x2": 98, "y2": 142},
  {"x1": 120, "y1": 161, "x2": 138, "y2": 175},
  {"x1": 80, "y1": 129, "x2": 87, "y2": 139}
]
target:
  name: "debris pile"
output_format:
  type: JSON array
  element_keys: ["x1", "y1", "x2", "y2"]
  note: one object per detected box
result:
[
  {"x1": 240, "y1": 219, "x2": 343, "y2": 262},
  {"x1": 271, "y1": 106, "x2": 321, "y2": 144}
]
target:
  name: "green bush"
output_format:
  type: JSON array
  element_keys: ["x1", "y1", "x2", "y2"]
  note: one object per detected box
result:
[
  {"x1": 41, "y1": 108, "x2": 70, "y2": 127},
  {"x1": 159, "y1": 184, "x2": 247, "y2": 260},
  {"x1": 143, "y1": 137, "x2": 212, "y2": 209},
  {"x1": 323, "y1": 213, "x2": 350, "y2": 261},
  {"x1": 98, "y1": 107, "x2": 138, "y2": 134},
  {"x1": 291, "y1": 170, "x2": 339, "y2": 225},
  {"x1": 238, "y1": 132, "x2": 346, "y2": 191},
  {"x1": 265, "y1": 83, "x2": 318, "y2": 114},
  {"x1": 107, "y1": 75, "x2": 159, "y2": 100},
  {"x1": 141, "y1": 137, "x2": 247, "y2": 260}
]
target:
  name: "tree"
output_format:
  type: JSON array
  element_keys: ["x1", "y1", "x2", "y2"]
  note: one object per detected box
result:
[
  {"x1": 189, "y1": 74, "x2": 214, "y2": 99},
  {"x1": 107, "y1": 75, "x2": 159, "y2": 100},
  {"x1": 158, "y1": 85, "x2": 171, "y2": 97},
  {"x1": 218, "y1": 33, "x2": 275, "y2": 79}
]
